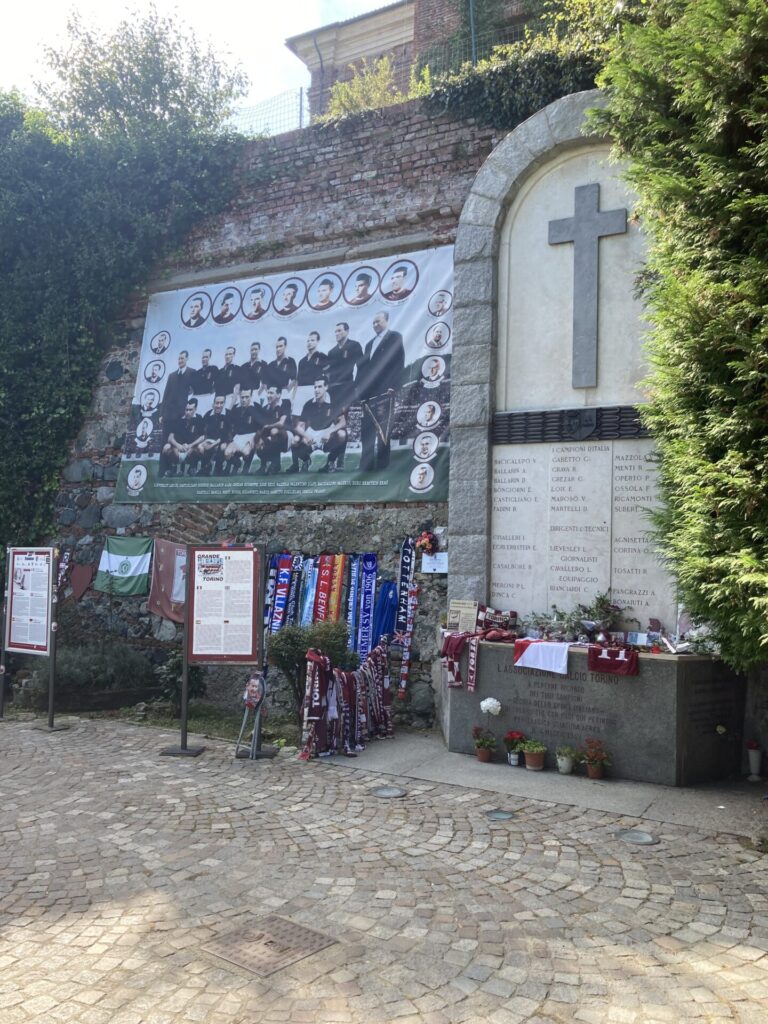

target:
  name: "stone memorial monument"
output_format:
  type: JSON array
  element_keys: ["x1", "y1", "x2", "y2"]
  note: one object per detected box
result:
[{"x1": 442, "y1": 92, "x2": 744, "y2": 783}]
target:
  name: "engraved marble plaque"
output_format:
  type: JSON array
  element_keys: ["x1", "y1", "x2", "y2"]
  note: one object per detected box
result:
[{"x1": 491, "y1": 438, "x2": 677, "y2": 629}]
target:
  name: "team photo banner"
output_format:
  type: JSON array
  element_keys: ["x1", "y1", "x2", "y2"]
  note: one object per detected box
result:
[{"x1": 115, "y1": 247, "x2": 453, "y2": 504}]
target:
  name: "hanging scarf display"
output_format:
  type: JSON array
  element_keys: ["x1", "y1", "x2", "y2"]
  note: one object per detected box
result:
[
  {"x1": 395, "y1": 536, "x2": 416, "y2": 634},
  {"x1": 328, "y1": 554, "x2": 346, "y2": 622},
  {"x1": 357, "y1": 553, "x2": 377, "y2": 661},
  {"x1": 264, "y1": 554, "x2": 279, "y2": 633},
  {"x1": 345, "y1": 556, "x2": 361, "y2": 651},
  {"x1": 397, "y1": 582, "x2": 419, "y2": 699},
  {"x1": 299, "y1": 648, "x2": 332, "y2": 760},
  {"x1": 270, "y1": 554, "x2": 294, "y2": 633},
  {"x1": 300, "y1": 558, "x2": 319, "y2": 626},
  {"x1": 371, "y1": 580, "x2": 398, "y2": 650},
  {"x1": 313, "y1": 554, "x2": 335, "y2": 621},
  {"x1": 285, "y1": 554, "x2": 304, "y2": 626}
]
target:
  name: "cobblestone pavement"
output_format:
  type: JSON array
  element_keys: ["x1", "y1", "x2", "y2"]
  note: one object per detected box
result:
[{"x1": 1, "y1": 719, "x2": 767, "y2": 1024}]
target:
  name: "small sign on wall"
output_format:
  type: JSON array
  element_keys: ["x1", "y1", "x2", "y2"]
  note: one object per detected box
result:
[{"x1": 420, "y1": 552, "x2": 448, "y2": 574}]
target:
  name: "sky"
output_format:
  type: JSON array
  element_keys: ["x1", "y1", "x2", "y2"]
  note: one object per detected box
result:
[{"x1": 0, "y1": 1, "x2": 388, "y2": 107}]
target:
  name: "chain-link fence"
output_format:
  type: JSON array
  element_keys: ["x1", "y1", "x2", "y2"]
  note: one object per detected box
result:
[
  {"x1": 230, "y1": 23, "x2": 529, "y2": 138},
  {"x1": 413, "y1": 22, "x2": 528, "y2": 77},
  {"x1": 230, "y1": 88, "x2": 311, "y2": 138}
]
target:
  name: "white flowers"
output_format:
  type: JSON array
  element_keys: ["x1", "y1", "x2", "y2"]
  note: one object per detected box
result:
[{"x1": 480, "y1": 697, "x2": 502, "y2": 717}]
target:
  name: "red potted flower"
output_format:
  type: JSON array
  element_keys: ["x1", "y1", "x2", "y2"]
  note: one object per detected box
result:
[
  {"x1": 503, "y1": 730, "x2": 526, "y2": 766},
  {"x1": 579, "y1": 737, "x2": 611, "y2": 779}
]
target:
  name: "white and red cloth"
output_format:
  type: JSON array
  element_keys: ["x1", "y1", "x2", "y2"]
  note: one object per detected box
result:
[{"x1": 513, "y1": 639, "x2": 570, "y2": 675}]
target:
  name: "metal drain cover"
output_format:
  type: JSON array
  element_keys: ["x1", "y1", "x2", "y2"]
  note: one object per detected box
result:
[
  {"x1": 372, "y1": 785, "x2": 406, "y2": 798},
  {"x1": 486, "y1": 809, "x2": 516, "y2": 820},
  {"x1": 616, "y1": 829, "x2": 659, "y2": 846},
  {"x1": 202, "y1": 915, "x2": 336, "y2": 976}
]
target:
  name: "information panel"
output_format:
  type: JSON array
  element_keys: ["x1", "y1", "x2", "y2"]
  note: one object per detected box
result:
[
  {"x1": 186, "y1": 546, "x2": 262, "y2": 664},
  {"x1": 5, "y1": 547, "x2": 54, "y2": 656}
]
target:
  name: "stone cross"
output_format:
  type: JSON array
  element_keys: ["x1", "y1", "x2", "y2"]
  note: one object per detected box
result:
[{"x1": 548, "y1": 183, "x2": 627, "y2": 389}]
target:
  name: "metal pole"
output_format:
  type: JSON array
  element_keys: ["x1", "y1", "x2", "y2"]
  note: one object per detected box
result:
[
  {"x1": 0, "y1": 552, "x2": 8, "y2": 720},
  {"x1": 179, "y1": 638, "x2": 189, "y2": 752},
  {"x1": 468, "y1": 0, "x2": 478, "y2": 65},
  {"x1": 299, "y1": 87, "x2": 304, "y2": 130},
  {"x1": 48, "y1": 551, "x2": 59, "y2": 731}
]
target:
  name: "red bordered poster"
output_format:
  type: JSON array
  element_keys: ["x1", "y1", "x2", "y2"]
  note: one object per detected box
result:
[
  {"x1": 5, "y1": 547, "x2": 54, "y2": 656},
  {"x1": 186, "y1": 546, "x2": 262, "y2": 664}
]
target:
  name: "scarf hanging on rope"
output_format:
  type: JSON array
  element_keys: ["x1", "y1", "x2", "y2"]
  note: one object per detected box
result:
[
  {"x1": 297, "y1": 557, "x2": 314, "y2": 626},
  {"x1": 328, "y1": 554, "x2": 346, "y2": 622},
  {"x1": 345, "y1": 555, "x2": 361, "y2": 651},
  {"x1": 357, "y1": 553, "x2": 377, "y2": 662},
  {"x1": 395, "y1": 536, "x2": 416, "y2": 634},
  {"x1": 371, "y1": 580, "x2": 398, "y2": 650},
  {"x1": 300, "y1": 558, "x2": 318, "y2": 627},
  {"x1": 285, "y1": 554, "x2": 304, "y2": 626},
  {"x1": 264, "y1": 554, "x2": 280, "y2": 634},
  {"x1": 313, "y1": 554, "x2": 335, "y2": 621},
  {"x1": 299, "y1": 648, "x2": 332, "y2": 760},
  {"x1": 270, "y1": 554, "x2": 294, "y2": 634},
  {"x1": 440, "y1": 631, "x2": 473, "y2": 687},
  {"x1": 397, "y1": 582, "x2": 419, "y2": 699}
]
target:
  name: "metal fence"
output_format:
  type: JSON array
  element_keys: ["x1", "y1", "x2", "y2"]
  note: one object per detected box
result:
[
  {"x1": 230, "y1": 23, "x2": 529, "y2": 138},
  {"x1": 230, "y1": 88, "x2": 311, "y2": 139}
]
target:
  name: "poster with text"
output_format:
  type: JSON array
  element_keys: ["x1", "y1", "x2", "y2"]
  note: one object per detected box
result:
[
  {"x1": 5, "y1": 548, "x2": 54, "y2": 656},
  {"x1": 115, "y1": 247, "x2": 453, "y2": 504},
  {"x1": 187, "y1": 546, "x2": 262, "y2": 663}
]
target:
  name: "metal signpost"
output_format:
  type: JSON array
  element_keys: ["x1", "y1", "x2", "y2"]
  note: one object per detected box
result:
[
  {"x1": 3, "y1": 547, "x2": 64, "y2": 730},
  {"x1": 161, "y1": 544, "x2": 264, "y2": 758}
]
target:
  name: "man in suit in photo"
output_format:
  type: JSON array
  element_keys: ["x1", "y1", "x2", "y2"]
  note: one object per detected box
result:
[
  {"x1": 357, "y1": 311, "x2": 404, "y2": 471},
  {"x1": 183, "y1": 295, "x2": 206, "y2": 328},
  {"x1": 161, "y1": 350, "x2": 195, "y2": 427}
]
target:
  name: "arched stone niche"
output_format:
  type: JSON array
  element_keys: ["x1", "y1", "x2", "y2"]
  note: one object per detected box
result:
[{"x1": 448, "y1": 90, "x2": 676, "y2": 631}]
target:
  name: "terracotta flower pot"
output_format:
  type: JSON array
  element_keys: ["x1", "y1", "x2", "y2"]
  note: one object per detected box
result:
[
  {"x1": 586, "y1": 762, "x2": 604, "y2": 779},
  {"x1": 476, "y1": 747, "x2": 492, "y2": 763},
  {"x1": 524, "y1": 750, "x2": 545, "y2": 771}
]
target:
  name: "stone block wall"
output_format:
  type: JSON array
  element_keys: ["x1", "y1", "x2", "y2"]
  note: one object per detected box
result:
[{"x1": 52, "y1": 99, "x2": 498, "y2": 725}]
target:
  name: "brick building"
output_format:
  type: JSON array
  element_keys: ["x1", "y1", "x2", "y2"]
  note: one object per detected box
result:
[{"x1": 287, "y1": 0, "x2": 526, "y2": 117}]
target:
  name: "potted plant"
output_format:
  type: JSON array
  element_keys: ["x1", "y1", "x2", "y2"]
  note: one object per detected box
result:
[
  {"x1": 746, "y1": 739, "x2": 762, "y2": 781},
  {"x1": 521, "y1": 739, "x2": 546, "y2": 771},
  {"x1": 472, "y1": 726, "x2": 497, "y2": 763},
  {"x1": 503, "y1": 730, "x2": 526, "y2": 766},
  {"x1": 579, "y1": 737, "x2": 611, "y2": 779},
  {"x1": 556, "y1": 744, "x2": 578, "y2": 775}
]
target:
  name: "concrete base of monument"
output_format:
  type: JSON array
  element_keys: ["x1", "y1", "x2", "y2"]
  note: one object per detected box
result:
[{"x1": 441, "y1": 645, "x2": 746, "y2": 787}]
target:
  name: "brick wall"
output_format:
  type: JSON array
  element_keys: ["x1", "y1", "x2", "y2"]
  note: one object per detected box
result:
[
  {"x1": 176, "y1": 100, "x2": 498, "y2": 271},
  {"x1": 53, "y1": 98, "x2": 500, "y2": 725},
  {"x1": 413, "y1": 0, "x2": 462, "y2": 55}
]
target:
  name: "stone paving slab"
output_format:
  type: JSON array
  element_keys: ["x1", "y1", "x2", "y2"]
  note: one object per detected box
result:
[
  {"x1": 330, "y1": 731, "x2": 768, "y2": 839},
  {"x1": 0, "y1": 718, "x2": 767, "y2": 1024}
]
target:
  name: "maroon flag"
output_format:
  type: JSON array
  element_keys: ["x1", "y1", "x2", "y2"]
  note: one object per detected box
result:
[
  {"x1": 587, "y1": 645, "x2": 639, "y2": 676},
  {"x1": 148, "y1": 540, "x2": 187, "y2": 623}
]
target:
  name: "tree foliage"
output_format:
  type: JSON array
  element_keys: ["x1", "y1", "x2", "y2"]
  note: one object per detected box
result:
[
  {"x1": 593, "y1": 0, "x2": 768, "y2": 669},
  {"x1": 0, "y1": 11, "x2": 246, "y2": 557},
  {"x1": 422, "y1": 0, "x2": 649, "y2": 129}
]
